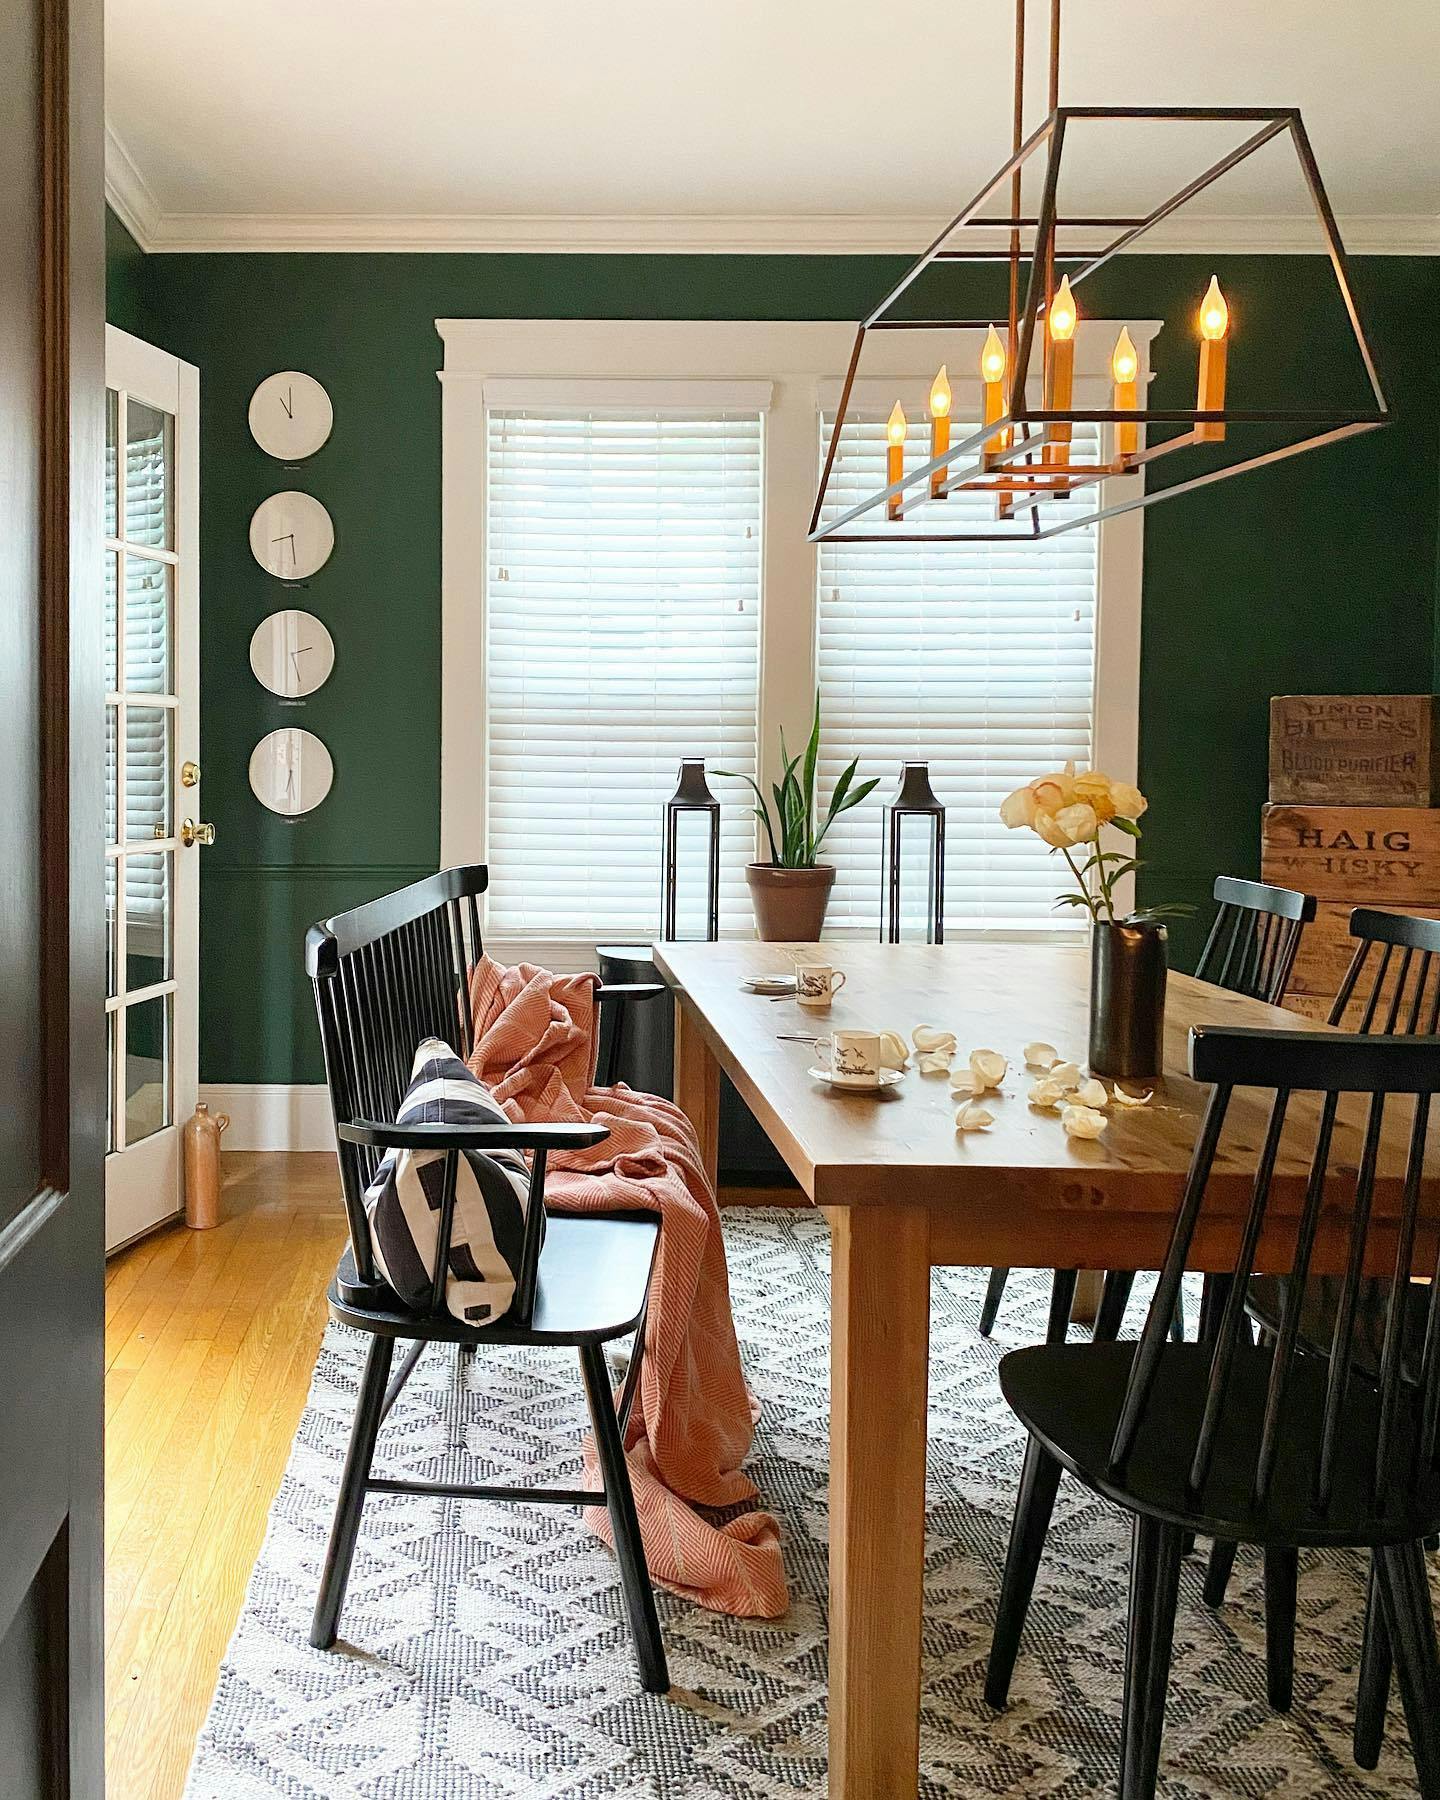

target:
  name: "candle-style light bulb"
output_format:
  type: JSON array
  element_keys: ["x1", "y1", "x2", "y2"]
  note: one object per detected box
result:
[
  {"x1": 1048, "y1": 275, "x2": 1077, "y2": 343},
  {"x1": 980, "y1": 326, "x2": 1009, "y2": 459},
  {"x1": 1196, "y1": 277, "x2": 1229, "y2": 442},
  {"x1": 927, "y1": 367, "x2": 952, "y2": 501},
  {"x1": 886, "y1": 401, "x2": 907, "y2": 521},
  {"x1": 1045, "y1": 277, "x2": 1078, "y2": 471},
  {"x1": 980, "y1": 325, "x2": 1007, "y2": 385},
  {"x1": 1199, "y1": 275, "x2": 1229, "y2": 341},
  {"x1": 1112, "y1": 327, "x2": 1139, "y2": 461}
]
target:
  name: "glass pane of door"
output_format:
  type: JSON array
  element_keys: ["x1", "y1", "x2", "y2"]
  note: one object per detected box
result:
[{"x1": 106, "y1": 378, "x2": 178, "y2": 1156}]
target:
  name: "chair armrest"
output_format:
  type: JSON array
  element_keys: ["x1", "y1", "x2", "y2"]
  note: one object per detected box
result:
[
  {"x1": 338, "y1": 1119, "x2": 611, "y2": 1152},
  {"x1": 595, "y1": 981, "x2": 668, "y2": 1006}
]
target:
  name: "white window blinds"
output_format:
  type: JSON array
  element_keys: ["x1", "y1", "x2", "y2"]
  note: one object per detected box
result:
[
  {"x1": 484, "y1": 407, "x2": 763, "y2": 938},
  {"x1": 817, "y1": 407, "x2": 1101, "y2": 933}
]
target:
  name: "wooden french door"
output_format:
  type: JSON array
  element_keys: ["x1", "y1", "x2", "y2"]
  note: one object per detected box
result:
[
  {"x1": 0, "y1": 0, "x2": 106, "y2": 1794},
  {"x1": 104, "y1": 329, "x2": 201, "y2": 1252}
]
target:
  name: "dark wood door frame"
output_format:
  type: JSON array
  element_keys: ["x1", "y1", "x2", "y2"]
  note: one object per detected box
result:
[{"x1": 0, "y1": 0, "x2": 105, "y2": 1792}]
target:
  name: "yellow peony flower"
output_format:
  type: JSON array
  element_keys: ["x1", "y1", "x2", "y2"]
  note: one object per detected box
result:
[
  {"x1": 1053, "y1": 802, "x2": 1100, "y2": 845},
  {"x1": 1109, "y1": 780, "x2": 1148, "y2": 821},
  {"x1": 1071, "y1": 770, "x2": 1118, "y2": 824}
]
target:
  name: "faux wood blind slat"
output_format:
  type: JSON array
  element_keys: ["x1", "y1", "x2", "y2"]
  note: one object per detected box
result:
[
  {"x1": 485, "y1": 410, "x2": 762, "y2": 937},
  {"x1": 817, "y1": 411, "x2": 1101, "y2": 932},
  {"x1": 120, "y1": 415, "x2": 171, "y2": 924}
]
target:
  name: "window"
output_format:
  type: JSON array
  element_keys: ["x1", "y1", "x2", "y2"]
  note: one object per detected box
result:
[
  {"x1": 482, "y1": 406, "x2": 763, "y2": 937},
  {"x1": 816, "y1": 407, "x2": 1102, "y2": 932},
  {"x1": 440, "y1": 321, "x2": 1147, "y2": 959}
]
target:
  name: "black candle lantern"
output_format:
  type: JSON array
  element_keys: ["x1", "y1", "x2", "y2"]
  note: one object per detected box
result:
[
  {"x1": 661, "y1": 759, "x2": 721, "y2": 942},
  {"x1": 882, "y1": 761, "x2": 946, "y2": 944}
]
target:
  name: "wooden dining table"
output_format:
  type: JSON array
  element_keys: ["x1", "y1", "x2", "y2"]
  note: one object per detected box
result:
[{"x1": 651, "y1": 937, "x2": 1438, "y2": 1800}]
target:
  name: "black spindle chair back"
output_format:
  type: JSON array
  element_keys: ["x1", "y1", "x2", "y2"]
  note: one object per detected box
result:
[
  {"x1": 1195, "y1": 876, "x2": 1317, "y2": 1005},
  {"x1": 1331, "y1": 907, "x2": 1440, "y2": 1036},
  {"x1": 1113, "y1": 1026, "x2": 1440, "y2": 1532},
  {"x1": 307, "y1": 866, "x2": 489, "y2": 1297}
]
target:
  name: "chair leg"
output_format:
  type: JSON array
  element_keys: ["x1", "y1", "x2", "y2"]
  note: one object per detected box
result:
[
  {"x1": 1169, "y1": 1293, "x2": 1186, "y2": 1344},
  {"x1": 579, "y1": 1341, "x2": 669, "y2": 1694},
  {"x1": 310, "y1": 1334, "x2": 394, "y2": 1650},
  {"x1": 1047, "y1": 1269, "x2": 1078, "y2": 1344},
  {"x1": 985, "y1": 1435, "x2": 1063, "y2": 1707},
  {"x1": 1095, "y1": 1270, "x2": 1136, "y2": 1342},
  {"x1": 1377, "y1": 1538, "x2": 1440, "y2": 1794},
  {"x1": 1120, "y1": 1516, "x2": 1184, "y2": 1800},
  {"x1": 980, "y1": 1267, "x2": 1010, "y2": 1337},
  {"x1": 1263, "y1": 1546, "x2": 1298, "y2": 1712},
  {"x1": 1203, "y1": 1538, "x2": 1238, "y2": 1608},
  {"x1": 1354, "y1": 1552, "x2": 1392, "y2": 1771}
]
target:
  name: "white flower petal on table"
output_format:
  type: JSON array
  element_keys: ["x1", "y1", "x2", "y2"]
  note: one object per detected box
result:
[
  {"x1": 1023, "y1": 1042, "x2": 1060, "y2": 1070},
  {"x1": 913, "y1": 1025, "x2": 957, "y2": 1054},
  {"x1": 917, "y1": 1050, "x2": 953, "y2": 1075},
  {"x1": 1050, "y1": 1061, "x2": 1083, "y2": 1090},
  {"x1": 879, "y1": 1031, "x2": 910, "y2": 1070},
  {"x1": 1028, "y1": 1077, "x2": 1069, "y2": 1110},
  {"x1": 954, "y1": 1102, "x2": 995, "y2": 1132},
  {"x1": 969, "y1": 1048, "x2": 1008, "y2": 1091},
  {"x1": 1061, "y1": 1103, "x2": 1108, "y2": 1139},
  {"x1": 1073, "y1": 1078, "x2": 1109, "y2": 1109},
  {"x1": 950, "y1": 1068, "x2": 982, "y2": 1097},
  {"x1": 1112, "y1": 1083, "x2": 1154, "y2": 1107}
]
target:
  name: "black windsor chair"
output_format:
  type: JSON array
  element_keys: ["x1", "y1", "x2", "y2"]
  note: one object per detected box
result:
[
  {"x1": 985, "y1": 1023, "x2": 1440, "y2": 1800},
  {"x1": 305, "y1": 865, "x2": 670, "y2": 1690}
]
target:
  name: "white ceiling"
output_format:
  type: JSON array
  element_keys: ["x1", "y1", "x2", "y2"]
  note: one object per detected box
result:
[{"x1": 106, "y1": 0, "x2": 1440, "y2": 252}]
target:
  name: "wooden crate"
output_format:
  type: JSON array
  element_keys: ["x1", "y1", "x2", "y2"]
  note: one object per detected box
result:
[
  {"x1": 1269, "y1": 694, "x2": 1440, "y2": 807},
  {"x1": 1260, "y1": 805, "x2": 1440, "y2": 907}
]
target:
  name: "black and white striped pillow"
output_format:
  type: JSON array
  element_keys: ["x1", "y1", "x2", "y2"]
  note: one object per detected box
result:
[{"x1": 362, "y1": 1037, "x2": 541, "y2": 1326}]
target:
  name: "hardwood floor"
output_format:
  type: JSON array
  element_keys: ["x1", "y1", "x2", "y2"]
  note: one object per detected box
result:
[
  {"x1": 104, "y1": 1151, "x2": 346, "y2": 1800},
  {"x1": 103, "y1": 1150, "x2": 795, "y2": 1798}
]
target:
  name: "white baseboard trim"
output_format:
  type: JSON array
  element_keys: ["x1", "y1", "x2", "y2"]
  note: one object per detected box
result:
[{"x1": 201, "y1": 1083, "x2": 335, "y2": 1152}]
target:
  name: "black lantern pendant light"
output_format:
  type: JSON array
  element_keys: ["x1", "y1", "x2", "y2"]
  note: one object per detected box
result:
[
  {"x1": 661, "y1": 760, "x2": 721, "y2": 942},
  {"x1": 882, "y1": 762, "x2": 947, "y2": 944}
]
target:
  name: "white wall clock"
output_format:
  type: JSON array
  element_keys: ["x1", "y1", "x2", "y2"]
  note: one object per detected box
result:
[
  {"x1": 249, "y1": 727, "x2": 334, "y2": 816},
  {"x1": 248, "y1": 371, "x2": 333, "y2": 460},
  {"x1": 248, "y1": 491, "x2": 334, "y2": 580},
  {"x1": 249, "y1": 609, "x2": 335, "y2": 698}
]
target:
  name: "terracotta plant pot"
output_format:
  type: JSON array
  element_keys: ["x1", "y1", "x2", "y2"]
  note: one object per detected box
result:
[{"x1": 746, "y1": 863, "x2": 836, "y2": 942}]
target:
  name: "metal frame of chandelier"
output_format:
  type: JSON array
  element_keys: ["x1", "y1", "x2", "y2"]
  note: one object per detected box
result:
[{"x1": 807, "y1": 0, "x2": 1391, "y2": 545}]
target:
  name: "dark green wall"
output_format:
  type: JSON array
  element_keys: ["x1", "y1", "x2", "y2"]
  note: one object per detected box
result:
[{"x1": 104, "y1": 213, "x2": 1440, "y2": 1081}]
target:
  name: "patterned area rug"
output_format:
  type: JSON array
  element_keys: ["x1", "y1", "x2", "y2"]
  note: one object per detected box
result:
[{"x1": 185, "y1": 1208, "x2": 1422, "y2": 1799}]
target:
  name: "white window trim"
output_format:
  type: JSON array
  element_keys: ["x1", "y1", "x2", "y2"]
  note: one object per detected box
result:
[{"x1": 438, "y1": 318, "x2": 1159, "y2": 967}]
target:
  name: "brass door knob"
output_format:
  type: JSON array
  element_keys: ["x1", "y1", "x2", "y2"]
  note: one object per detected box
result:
[
  {"x1": 180, "y1": 818, "x2": 216, "y2": 848},
  {"x1": 181, "y1": 760, "x2": 201, "y2": 788}
]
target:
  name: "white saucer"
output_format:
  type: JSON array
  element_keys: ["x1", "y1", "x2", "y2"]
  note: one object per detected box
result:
[
  {"x1": 742, "y1": 974, "x2": 796, "y2": 995},
  {"x1": 808, "y1": 1066, "x2": 905, "y2": 1092}
]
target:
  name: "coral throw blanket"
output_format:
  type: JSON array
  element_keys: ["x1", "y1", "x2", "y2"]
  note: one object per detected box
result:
[{"x1": 467, "y1": 956, "x2": 788, "y2": 1619}]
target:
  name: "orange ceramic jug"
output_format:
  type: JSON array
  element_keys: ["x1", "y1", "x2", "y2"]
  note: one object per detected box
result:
[{"x1": 183, "y1": 1102, "x2": 229, "y2": 1229}]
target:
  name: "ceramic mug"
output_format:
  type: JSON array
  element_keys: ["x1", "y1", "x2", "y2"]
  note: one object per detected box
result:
[
  {"x1": 795, "y1": 963, "x2": 847, "y2": 1009},
  {"x1": 814, "y1": 1029, "x2": 882, "y2": 1088}
]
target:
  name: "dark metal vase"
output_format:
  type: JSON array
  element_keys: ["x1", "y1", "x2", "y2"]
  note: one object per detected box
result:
[{"x1": 1089, "y1": 919, "x2": 1168, "y2": 1078}]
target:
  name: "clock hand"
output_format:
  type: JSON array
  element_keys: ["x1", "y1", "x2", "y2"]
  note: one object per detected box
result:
[{"x1": 280, "y1": 386, "x2": 294, "y2": 420}]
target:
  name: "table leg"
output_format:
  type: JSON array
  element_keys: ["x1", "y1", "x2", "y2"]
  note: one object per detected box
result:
[
  {"x1": 673, "y1": 994, "x2": 720, "y2": 1194},
  {"x1": 1073, "y1": 1269, "x2": 1104, "y2": 1325},
  {"x1": 825, "y1": 1204, "x2": 930, "y2": 1800}
]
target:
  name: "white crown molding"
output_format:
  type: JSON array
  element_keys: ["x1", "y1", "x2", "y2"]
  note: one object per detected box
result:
[
  {"x1": 125, "y1": 207, "x2": 1440, "y2": 257},
  {"x1": 104, "y1": 124, "x2": 163, "y2": 247}
]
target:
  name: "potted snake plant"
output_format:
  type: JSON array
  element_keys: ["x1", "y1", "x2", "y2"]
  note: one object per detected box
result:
[{"x1": 720, "y1": 694, "x2": 878, "y2": 941}]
